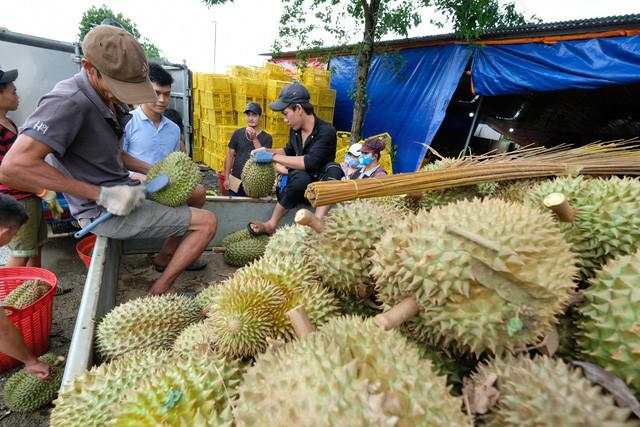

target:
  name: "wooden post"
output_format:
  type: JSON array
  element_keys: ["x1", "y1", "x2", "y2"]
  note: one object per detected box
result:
[
  {"x1": 287, "y1": 305, "x2": 316, "y2": 338},
  {"x1": 543, "y1": 193, "x2": 576, "y2": 223},
  {"x1": 295, "y1": 209, "x2": 324, "y2": 233},
  {"x1": 374, "y1": 296, "x2": 420, "y2": 331}
]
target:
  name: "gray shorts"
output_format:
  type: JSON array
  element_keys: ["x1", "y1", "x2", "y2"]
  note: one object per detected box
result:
[{"x1": 89, "y1": 200, "x2": 191, "y2": 240}]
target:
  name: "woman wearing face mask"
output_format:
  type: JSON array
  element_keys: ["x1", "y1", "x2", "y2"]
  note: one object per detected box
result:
[
  {"x1": 349, "y1": 136, "x2": 388, "y2": 179},
  {"x1": 340, "y1": 143, "x2": 361, "y2": 177}
]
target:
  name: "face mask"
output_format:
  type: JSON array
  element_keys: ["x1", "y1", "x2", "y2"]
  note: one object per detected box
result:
[
  {"x1": 345, "y1": 155, "x2": 359, "y2": 168},
  {"x1": 358, "y1": 153, "x2": 374, "y2": 167}
]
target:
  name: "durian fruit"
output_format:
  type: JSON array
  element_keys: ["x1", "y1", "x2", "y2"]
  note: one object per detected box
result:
[
  {"x1": 147, "y1": 151, "x2": 202, "y2": 207},
  {"x1": 372, "y1": 198, "x2": 577, "y2": 355},
  {"x1": 3, "y1": 279, "x2": 50, "y2": 310},
  {"x1": 525, "y1": 176, "x2": 640, "y2": 278},
  {"x1": 223, "y1": 235, "x2": 269, "y2": 267},
  {"x1": 556, "y1": 306, "x2": 580, "y2": 360},
  {"x1": 207, "y1": 257, "x2": 340, "y2": 358},
  {"x1": 195, "y1": 283, "x2": 221, "y2": 312},
  {"x1": 172, "y1": 321, "x2": 216, "y2": 356},
  {"x1": 262, "y1": 224, "x2": 310, "y2": 263},
  {"x1": 241, "y1": 158, "x2": 275, "y2": 198},
  {"x1": 493, "y1": 178, "x2": 544, "y2": 203},
  {"x1": 3, "y1": 353, "x2": 64, "y2": 412},
  {"x1": 96, "y1": 294, "x2": 203, "y2": 360},
  {"x1": 577, "y1": 250, "x2": 640, "y2": 393},
  {"x1": 235, "y1": 316, "x2": 470, "y2": 426},
  {"x1": 221, "y1": 228, "x2": 252, "y2": 248},
  {"x1": 303, "y1": 200, "x2": 399, "y2": 298},
  {"x1": 112, "y1": 352, "x2": 242, "y2": 426},
  {"x1": 370, "y1": 194, "x2": 417, "y2": 215},
  {"x1": 470, "y1": 354, "x2": 636, "y2": 426},
  {"x1": 51, "y1": 349, "x2": 172, "y2": 427}
]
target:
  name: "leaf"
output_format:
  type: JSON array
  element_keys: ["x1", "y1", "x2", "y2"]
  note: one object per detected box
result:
[
  {"x1": 506, "y1": 317, "x2": 523, "y2": 337},
  {"x1": 462, "y1": 374, "x2": 500, "y2": 415},
  {"x1": 539, "y1": 327, "x2": 559, "y2": 357},
  {"x1": 572, "y1": 361, "x2": 640, "y2": 417}
]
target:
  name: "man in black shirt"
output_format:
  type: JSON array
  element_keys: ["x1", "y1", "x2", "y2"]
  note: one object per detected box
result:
[
  {"x1": 248, "y1": 82, "x2": 343, "y2": 235},
  {"x1": 223, "y1": 102, "x2": 272, "y2": 196}
]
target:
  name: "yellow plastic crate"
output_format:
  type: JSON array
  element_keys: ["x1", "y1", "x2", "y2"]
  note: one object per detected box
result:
[
  {"x1": 263, "y1": 62, "x2": 293, "y2": 79},
  {"x1": 214, "y1": 125, "x2": 238, "y2": 147},
  {"x1": 271, "y1": 133, "x2": 289, "y2": 149},
  {"x1": 232, "y1": 78, "x2": 265, "y2": 98},
  {"x1": 307, "y1": 86, "x2": 319, "y2": 106},
  {"x1": 192, "y1": 144, "x2": 203, "y2": 162},
  {"x1": 204, "y1": 74, "x2": 231, "y2": 93},
  {"x1": 301, "y1": 68, "x2": 331, "y2": 88},
  {"x1": 318, "y1": 88, "x2": 336, "y2": 107},
  {"x1": 205, "y1": 109, "x2": 237, "y2": 126},
  {"x1": 229, "y1": 66, "x2": 260, "y2": 80},
  {"x1": 265, "y1": 116, "x2": 289, "y2": 134},
  {"x1": 266, "y1": 79, "x2": 291, "y2": 100},
  {"x1": 201, "y1": 121, "x2": 212, "y2": 139},
  {"x1": 234, "y1": 95, "x2": 265, "y2": 113},
  {"x1": 317, "y1": 106, "x2": 334, "y2": 123}
]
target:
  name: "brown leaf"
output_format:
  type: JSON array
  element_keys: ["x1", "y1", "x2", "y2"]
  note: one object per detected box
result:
[
  {"x1": 572, "y1": 361, "x2": 640, "y2": 417},
  {"x1": 539, "y1": 327, "x2": 559, "y2": 357},
  {"x1": 462, "y1": 374, "x2": 500, "y2": 415}
]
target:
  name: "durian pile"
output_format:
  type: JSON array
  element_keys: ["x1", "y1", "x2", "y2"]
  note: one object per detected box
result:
[{"x1": 47, "y1": 172, "x2": 640, "y2": 425}]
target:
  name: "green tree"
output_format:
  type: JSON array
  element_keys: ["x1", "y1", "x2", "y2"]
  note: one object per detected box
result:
[{"x1": 78, "y1": 5, "x2": 164, "y2": 60}]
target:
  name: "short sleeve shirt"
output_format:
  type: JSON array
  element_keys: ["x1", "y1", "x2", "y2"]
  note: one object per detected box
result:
[
  {"x1": 284, "y1": 116, "x2": 336, "y2": 174},
  {"x1": 0, "y1": 119, "x2": 33, "y2": 200},
  {"x1": 123, "y1": 107, "x2": 181, "y2": 165},
  {"x1": 20, "y1": 70, "x2": 131, "y2": 218},
  {"x1": 228, "y1": 128, "x2": 272, "y2": 178}
]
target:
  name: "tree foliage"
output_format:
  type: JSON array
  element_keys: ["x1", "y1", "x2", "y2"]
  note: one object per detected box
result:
[{"x1": 78, "y1": 5, "x2": 164, "y2": 60}]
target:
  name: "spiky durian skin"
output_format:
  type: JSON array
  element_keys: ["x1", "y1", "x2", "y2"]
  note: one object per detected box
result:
[
  {"x1": 577, "y1": 250, "x2": 640, "y2": 393},
  {"x1": 3, "y1": 279, "x2": 50, "y2": 309},
  {"x1": 195, "y1": 284, "x2": 222, "y2": 312},
  {"x1": 236, "y1": 316, "x2": 470, "y2": 426},
  {"x1": 51, "y1": 349, "x2": 173, "y2": 427},
  {"x1": 221, "y1": 228, "x2": 252, "y2": 248},
  {"x1": 471, "y1": 355, "x2": 636, "y2": 426},
  {"x1": 372, "y1": 198, "x2": 577, "y2": 355},
  {"x1": 147, "y1": 151, "x2": 202, "y2": 207},
  {"x1": 262, "y1": 224, "x2": 311, "y2": 263},
  {"x1": 207, "y1": 258, "x2": 340, "y2": 358},
  {"x1": 96, "y1": 295, "x2": 203, "y2": 360},
  {"x1": 526, "y1": 176, "x2": 640, "y2": 278},
  {"x1": 172, "y1": 321, "x2": 216, "y2": 357},
  {"x1": 111, "y1": 353, "x2": 242, "y2": 426},
  {"x1": 241, "y1": 159, "x2": 275, "y2": 198},
  {"x1": 223, "y1": 235, "x2": 269, "y2": 267},
  {"x1": 493, "y1": 178, "x2": 544, "y2": 203},
  {"x1": 304, "y1": 200, "x2": 399, "y2": 298},
  {"x1": 3, "y1": 353, "x2": 63, "y2": 412}
]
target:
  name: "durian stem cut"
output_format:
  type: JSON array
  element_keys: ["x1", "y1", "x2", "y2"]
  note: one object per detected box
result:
[
  {"x1": 287, "y1": 305, "x2": 316, "y2": 337},
  {"x1": 445, "y1": 225, "x2": 503, "y2": 253},
  {"x1": 543, "y1": 192, "x2": 576, "y2": 223},
  {"x1": 295, "y1": 209, "x2": 324, "y2": 233},
  {"x1": 374, "y1": 296, "x2": 420, "y2": 331}
]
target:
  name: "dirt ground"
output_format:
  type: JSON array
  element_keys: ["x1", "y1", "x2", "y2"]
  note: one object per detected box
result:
[{"x1": 0, "y1": 236, "x2": 235, "y2": 427}]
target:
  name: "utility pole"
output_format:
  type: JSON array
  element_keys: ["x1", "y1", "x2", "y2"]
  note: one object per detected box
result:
[{"x1": 212, "y1": 19, "x2": 218, "y2": 72}]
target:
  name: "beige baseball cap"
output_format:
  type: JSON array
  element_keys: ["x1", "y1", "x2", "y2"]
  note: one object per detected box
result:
[{"x1": 82, "y1": 25, "x2": 157, "y2": 105}]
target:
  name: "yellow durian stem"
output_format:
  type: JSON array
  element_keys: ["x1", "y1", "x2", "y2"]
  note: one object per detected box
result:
[
  {"x1": 287, "y1": 305, "x2": 316, "y2": 338},
  {"x1": 543, "y1": 192, "x2": 576, "y2": 223}
]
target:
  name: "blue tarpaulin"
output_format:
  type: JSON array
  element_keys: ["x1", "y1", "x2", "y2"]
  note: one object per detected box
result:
[
  {"x1": 330, "y1": 45, "x2": 470, "y2": 172},
  {"x1": 472, "y1": 35, "x2": 640, "y2": 96}
]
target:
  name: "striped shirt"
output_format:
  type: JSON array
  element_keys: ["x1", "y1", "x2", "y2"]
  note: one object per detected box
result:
[{"x1": 0, "y1": 119, "x2": 33, "y2": 200}]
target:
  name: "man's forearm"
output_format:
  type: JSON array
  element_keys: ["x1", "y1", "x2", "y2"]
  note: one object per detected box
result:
[
  {"x1": 224, "y1": 151, "x2": 235, "y2": 177},
  {"x1": 122, "y1": 152, "x2": 151, "y2": 174},
  {"x1": 0, "y1": 316, "x2": 37, "y2": 365},
  {"x1": 0, "y1": 158, "x2": 100, "y2": 201},
  {"x1": 273, "y1": 153, "x2": 306, "y2": 170}
]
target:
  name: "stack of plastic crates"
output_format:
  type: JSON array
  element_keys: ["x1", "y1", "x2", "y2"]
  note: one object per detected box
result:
[
  {"x1": 265, "y1": 78, "x2": 292, "y2": 149},
  {"x1": 299, "y1": 67, "x2": 335, "y2": 123},
  {"x1": 334, "y1": 132, "x2": 394, "y2": 174}
]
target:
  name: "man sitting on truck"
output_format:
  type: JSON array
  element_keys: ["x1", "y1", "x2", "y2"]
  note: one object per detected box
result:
[
  {"x1": 0, "y1": 25, "x2": 216, "y2": 295},
  {"x1": 0, "y1": 193, "x2": 51, "y2": 378},
  {"x1": 247, "y1": 82, "x2": 343, "y2": 236}
]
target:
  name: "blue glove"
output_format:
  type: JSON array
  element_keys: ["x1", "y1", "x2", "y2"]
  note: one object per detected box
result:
[{"x1": 253, "y1": 150, "x2": 273, "y2": 164}]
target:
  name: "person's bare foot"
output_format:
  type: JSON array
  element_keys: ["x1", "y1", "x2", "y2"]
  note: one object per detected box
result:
[
  {"x1": 148, "y1": 283, "x2": 175, "y2": 295},
  {"x1": 248, "y1": 221, "x2": 275, "y2": 236}
]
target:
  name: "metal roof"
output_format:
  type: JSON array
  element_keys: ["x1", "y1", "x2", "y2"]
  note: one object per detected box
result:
[{"x1": 272, "y1": 13, "x2": 640, "y2": 59}]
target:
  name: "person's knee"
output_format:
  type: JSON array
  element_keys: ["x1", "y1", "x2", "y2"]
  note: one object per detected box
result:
[
  {"x1": 187, "y1": 185, "x2": 206, "y2": 208},
  {"x1": 190, "y1": 208, "x2": 217, "y2": 237}
]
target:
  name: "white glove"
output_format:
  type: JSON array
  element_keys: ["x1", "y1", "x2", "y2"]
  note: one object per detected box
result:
[
  {"x1": 39, "y1": 190, "x2": 64, "y2": 219},
  {"x1": 97, "y1": 185, "x2": 146, "y2": 216}
]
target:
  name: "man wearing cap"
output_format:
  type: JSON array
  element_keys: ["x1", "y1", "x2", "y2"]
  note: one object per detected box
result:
[
  {"x1": 0, "y1": 25, "x2": 217, "y2": 295},
  {"x1": 247, "y1": 82, "x2": 343, "y2": 235},
  {"x1": 223, "y1": 102, "x2": 272, "y2": 196}
]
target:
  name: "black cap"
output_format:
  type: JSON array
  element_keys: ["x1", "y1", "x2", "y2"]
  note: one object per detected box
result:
[
  {"x1": 269, "y1": 82, "x2": 310, "y2": 111},
  {"x1": 244, "y1": 101, "x2": 262, "y2": 115},
  {"x1": 0, "y1": 69, "x2": 18, "y2": 84}
]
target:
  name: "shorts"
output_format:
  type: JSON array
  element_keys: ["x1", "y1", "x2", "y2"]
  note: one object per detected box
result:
[
  {"x1": 8, "y1": 197, "x2": 47, "y2": 258},
  {"x1": 90, "y1": 199, "x2": 192, "y2": 240}
]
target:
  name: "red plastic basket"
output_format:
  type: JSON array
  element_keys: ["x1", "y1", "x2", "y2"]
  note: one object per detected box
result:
[
  {"x1": 75, "y1": 234, "x2": 96, "y2": 268},
  {"x1": 0, "y1": 267, "x2": 57, "y2": 372}
]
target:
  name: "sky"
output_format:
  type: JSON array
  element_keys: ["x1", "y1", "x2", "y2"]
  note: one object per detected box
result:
[{"x1": 1, "y1": 0, "x2": 638, "y2": 72}]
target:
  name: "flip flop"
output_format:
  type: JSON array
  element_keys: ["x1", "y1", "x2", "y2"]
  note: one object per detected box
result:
[
  {"x1": 154, "y1": 258, "x2": 208, "y2": 273},
  {"x1": 247, "y1": 222, "x2": 273, "y2": 237}
]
